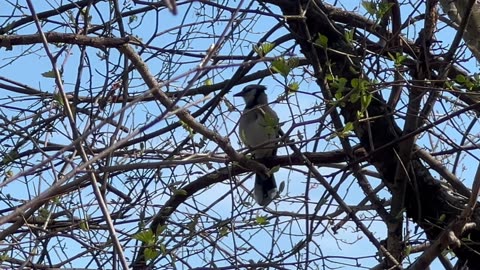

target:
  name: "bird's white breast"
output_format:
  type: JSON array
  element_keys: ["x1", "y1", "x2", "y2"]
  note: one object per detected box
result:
[{"x1": 239, "y1": 105, "x2": 279, "y2": 158}]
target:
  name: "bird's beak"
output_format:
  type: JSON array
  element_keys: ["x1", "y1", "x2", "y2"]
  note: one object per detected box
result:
[{"x1": 233, "y1": 92, "x2": 243, "y2": 97}]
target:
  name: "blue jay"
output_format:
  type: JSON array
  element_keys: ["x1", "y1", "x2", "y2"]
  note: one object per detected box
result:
[{"x1": 234, "y1": 85, "x2": 280, "y2": 206}]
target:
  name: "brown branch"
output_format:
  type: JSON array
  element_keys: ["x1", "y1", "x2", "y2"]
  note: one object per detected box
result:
[
  {"x1": 416, "y1": 148, "x2": 470, "y2": 198},
  {"x1": 388, "y1": 1, "x2": 439, "y2": 263},
  {"x1": 0, "y1": 32, "x2": 131, "y2": 49}
]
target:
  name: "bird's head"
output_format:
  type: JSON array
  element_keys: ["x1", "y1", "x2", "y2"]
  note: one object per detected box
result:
[{"x1": 234, "y1": 85, "x2": 268, "y2": 108}]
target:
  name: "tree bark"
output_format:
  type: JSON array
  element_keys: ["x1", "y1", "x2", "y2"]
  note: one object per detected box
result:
[
  {"x1": 265, "y1": 0, "x2": 480, "y2": 268},
  {"x1": 440, "y1": 0, "x2": 480, "y2": 62}
]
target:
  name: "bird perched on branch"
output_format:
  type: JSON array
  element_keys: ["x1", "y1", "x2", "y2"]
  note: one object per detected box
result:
[{"x1": 234, "y1": 85, "x2": 280, "y2": 206}]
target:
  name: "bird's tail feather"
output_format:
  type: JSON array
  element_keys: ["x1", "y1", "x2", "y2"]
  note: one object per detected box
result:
[{"x1": 254, "y1": 173, "x2": 278, "y2": 206}]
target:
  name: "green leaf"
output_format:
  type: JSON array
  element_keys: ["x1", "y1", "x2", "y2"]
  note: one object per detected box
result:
[
  {"x1": 362, "y1": 0, "x2": 393, "y2": 20},
  {"x1": 343, "y1": 122, "x2": 354, "y2": 133},
  {"x1": 261, "y1": 109, "x2": 279, "y2": 136},
  {"x1": 159, "y1": 243, "x2": 167, "y2": 255},
  {"x1": 144, "y1": 247, "x2": 160, "y2": 261},
  {"x1": 254, "y1": 42, "x2": 275, "y2": 57},
  {"x1": 180, "y1": 120, "x2": 195, "y2": 137},
  {"x1": 287, "y1": 57, "x2": 299, "y2": 69},
  {"x1": 378, "y1": 2, "x2": 394, "y2": 18},
  {"x1": 344, "y1": 29, "x2": 354, "y2": 44},
  {"x1": 269, "y1": 165, "x2": 280, "y2": 174},
  {"x1": 219, "y1": 226, "x2": 229, "y2": 237},
  {"x1": 389, "y1": 52, "x2": 407, "y2": 66},
  {"x1": 356, "y1": 110, "x2": 364, "y2": 119},
  {"x1": 204, "y1": 78, "x2": 213, "y2": 86},
  {"x1": 351, "y1": 78, "x2": 360, "y2": 89},
  {"x1": 438, "y1": 213, "x2": 446, "y2": 223},
  {"x1": 334, "y1": 91, "x2": 343, "y2": 100},
  {"x1": 331, "y1": 77, "x2": 348, "y2": 92},
  {"x1": 42, "y1": 70, "x2": 57, "y2": 78},
  {"x1": 361, "y1": 92, "x2": 372, "y2": 111},
  {"x1": 351, "y1": 78, "x2": 369, "y2": 104},
  {"x1": 129, "y1": 15, "x2": 138, "y2": 24},
  {"x1": 466, "y1": 79, "x2": 475, "y2": 91},
  {"x1": 456, "y1": 74, "x2": 466, "y2": 83},
  {"x1": 261, "y1": 42, "x2": 275, "y2": 56},
  {"x1": 53, "y1": 93, "x2": 64, "y2": 106},
  {"x1": 338, "y1": 122, "x2": 354, "y2": 138},
  {"x1": 349, "y1": 92, "x2": 360, "y2": 103},
  {"x1": 156, "y1": 225, "x2": 167, "y2": 236},
  {"x1": 444, "y1": 81, "x2": 454, "y2": 90},
  {"x1": 0, "y1": 253, "x2": 9, "y2": 262},
  {"x1": 404, "y1": 245, "x2": 412, "y2": 256},
  {"x1": 133, "y1": 230, "x2": 155, "y2": 244},
  {"x1": 315, "y1": 34, "x2": 328, "y2": 48},
  {"x1": 287, "y1": 82, "x2": 300, "y2": 93},
  {"x1": 255, "y1": 216, "x2": 269, "y2": 225},
  {"x1": 349, "y1": 66, "x2": 360, "y2": 75},
  {"x1": 39, "y1": 208, "x2": 50, "y2": 219},
  {"x1": 79, "y1": 219, "x2": 90, "y2": 231},
  {"x1": 2, "y1": 150, "x2": 18, "y2": 165},
  {"x1": 271, "y1": 58, "x2": 291, "y2": 77},
  {"x1": 362, "y1": 1, "x2": 377, "y2": 16},
  {"x1": 396, "y1": 54, "x2": 407, "y2": 65},
  {"x1": 187, "y1": 215, "x2": 199, "y2": 234},
  {"x1": 173, "y1": 189, "x2": 188, "y2": 196}
]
